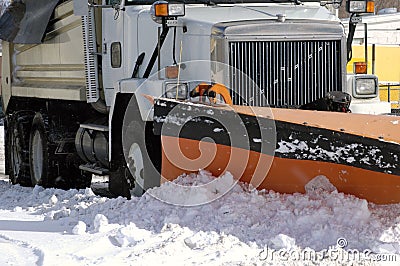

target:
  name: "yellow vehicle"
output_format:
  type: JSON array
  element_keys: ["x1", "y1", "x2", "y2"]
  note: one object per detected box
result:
[
  {"x1": 348, "y1": 45, "x2": 400, "y2": 110},
  {"x1": 344, "y1": 10, "x2": 400, "y2": 111}
]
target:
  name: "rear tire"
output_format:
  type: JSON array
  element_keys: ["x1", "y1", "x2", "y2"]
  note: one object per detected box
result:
[
  {"x1": 7, "y1": 112, "x2": 33, "y2": 186},
  {"x1": 29, "y1": 113, "x2": 54, "y2": 187},
  {"x1": 29, "y1": 113, "x2": 92, "y2": 188}
]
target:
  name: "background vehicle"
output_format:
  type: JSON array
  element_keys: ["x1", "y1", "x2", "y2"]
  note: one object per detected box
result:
[{"x1": 343, "y1": 9, "x2": 400, "y2": 112}]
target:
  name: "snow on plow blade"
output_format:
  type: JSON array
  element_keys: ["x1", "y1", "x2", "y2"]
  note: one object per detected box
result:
[{"x1": 154, "y1": 98, "x2": 400, "y2": 204}]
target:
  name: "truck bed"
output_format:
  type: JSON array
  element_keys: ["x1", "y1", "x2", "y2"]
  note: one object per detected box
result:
[{"x1": 1, "y1": 0, "x2": 86, "y2": 110}]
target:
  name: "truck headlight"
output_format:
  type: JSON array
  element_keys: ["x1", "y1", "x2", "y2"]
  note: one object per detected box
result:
[
  {"x1": 353, "y1": 75, "x2": 378, "y2": 98},
  {"x1": 150, "y1": 1, "x2": 185, "y2": 24},
  {"x1": 346, "y1": 0, "x2": 375, "y2": 13},
  {"x1": 164, "y1": 83, "x2": 188, "y2": 99},
  {"x1": 167, "y1": 4, "x2": 185, "y2": 17}
]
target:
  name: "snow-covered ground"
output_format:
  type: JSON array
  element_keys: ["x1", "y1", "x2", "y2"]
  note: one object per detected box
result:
[{"x1": 0, "y1": 126, "x2": 400, "y2": 265}]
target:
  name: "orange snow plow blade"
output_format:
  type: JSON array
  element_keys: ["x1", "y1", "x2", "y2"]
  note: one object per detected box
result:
[{"x1": 154, "y1": 98, "x2": 400, "y2": 204}]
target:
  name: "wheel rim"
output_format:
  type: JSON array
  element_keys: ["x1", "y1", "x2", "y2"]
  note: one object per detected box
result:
[
  {"x1": 31, "y1": 130, "x2": 44, "y2": 184},
  {"x1": 128, "y1": 143, "x2": 144, "y2": 188},
  {"x1": 11, "y1": 127, "x2": 22, "y2": 177}
]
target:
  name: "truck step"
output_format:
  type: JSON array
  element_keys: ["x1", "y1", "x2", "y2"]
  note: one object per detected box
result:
[
  {"x1": 80, "y1": 123, "x2": 109, "y2": 132},
  {"x1": 79, "y1": 164, "x2": 109, "y2": 175}
]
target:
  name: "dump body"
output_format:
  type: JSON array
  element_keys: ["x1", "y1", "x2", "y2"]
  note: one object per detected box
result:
[{"x1": 1, "y1": 1, "x2": 87, "y2": 111}]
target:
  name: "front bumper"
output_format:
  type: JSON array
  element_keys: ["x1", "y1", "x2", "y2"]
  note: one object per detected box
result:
[{"x1": 350, "y1": 100, "x2": 391, "y2": 115}]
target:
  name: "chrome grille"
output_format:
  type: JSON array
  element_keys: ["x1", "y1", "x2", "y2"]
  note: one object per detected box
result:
[{"x1": 228, "y1": 40, "x2": 342, "y2": 107}]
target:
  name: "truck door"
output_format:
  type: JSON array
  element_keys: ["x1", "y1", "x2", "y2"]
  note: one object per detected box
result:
[{"x1": 102, "y1": 6, "x2": 125, "y2": 91}]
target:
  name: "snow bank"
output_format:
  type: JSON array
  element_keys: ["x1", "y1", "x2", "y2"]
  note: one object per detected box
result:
[
  {"x1": 0, "y1": 172, "x2": 400, "y2": 265},
  {"x1": 149, "y1": 170, "x2": 236, "y2": 206}
]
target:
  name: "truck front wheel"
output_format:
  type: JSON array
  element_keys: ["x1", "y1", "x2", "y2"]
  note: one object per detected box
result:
[
  {"x1": 109, "y1": 120, "x2": 146, "y2": 199},
  {"x1": 109, "y1": 120, "x2": 160, "y2": 198},
  {"x1": 124, "y1": 122, "x2": 147, "y2": 197},
  {"x1": 124, "y1": 120, "x2": 161, "y2": 197}
]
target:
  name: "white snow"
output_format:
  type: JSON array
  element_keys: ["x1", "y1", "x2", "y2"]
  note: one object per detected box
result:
[
  {"x1": 270, "y1": 233, "x2": 297, "y2": 250},
  {"x1": 72, "y1": 221, "x2": 87, "y2": 235},
  {"x1": 276, "y1": 139, "x2": 309, "y2": 153},
  {"x1": 304, "y1": 175, "x2": 338, "y2": 195},
  {"x1": 0, "y1": 126, "x2": 400, "y2": 265},
  {"x1": 213, "y1": 128, "x2": 224, "y2": 133},
  {"x1": 149, "y1": 170, "x2": 236, "y2": 206},
  {"x1": 276, "y1": 137, "x2": 397, "y2": 169}
]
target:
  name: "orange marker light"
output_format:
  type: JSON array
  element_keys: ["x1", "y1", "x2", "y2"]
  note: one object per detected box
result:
[
  {"x1": 154, "y1": 3, "x2": 168, "y2": 16},
  {"x1": 366, "y1": 1, "x2": 375, "y2": 13},
  {"x1": 354, "y1": 62, "x2": 367, "y2": 74}
]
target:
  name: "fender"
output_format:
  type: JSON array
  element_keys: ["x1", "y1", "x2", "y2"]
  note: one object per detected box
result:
[{"x1": 115, "y1": 78, "x2": 165, "y2": 121}]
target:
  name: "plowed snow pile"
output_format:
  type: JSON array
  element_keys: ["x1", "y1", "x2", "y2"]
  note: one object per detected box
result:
[{"x1": 0, "y1": 171, "x2": 400, "y2": 265}]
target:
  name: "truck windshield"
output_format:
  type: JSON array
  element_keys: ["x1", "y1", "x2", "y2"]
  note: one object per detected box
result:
[{"x1": 125, "y1": 0, "x2": 322, "y2": 5}]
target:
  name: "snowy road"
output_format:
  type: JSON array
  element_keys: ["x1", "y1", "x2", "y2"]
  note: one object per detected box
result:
[
  {"x1": 0, "y1": 172, "x2": 400, "y2": 265},
  {"x1": 0, "y1": 127, "x2": 400, "y2": 265},
  {"x1": 0, "y1": 236, "x2": 41, "y2": 266}
]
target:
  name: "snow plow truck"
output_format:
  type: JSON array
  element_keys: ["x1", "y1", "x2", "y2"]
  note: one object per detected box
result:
[{"x1": 0, "y1": 0, "x2": 399, "y2": 203}]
